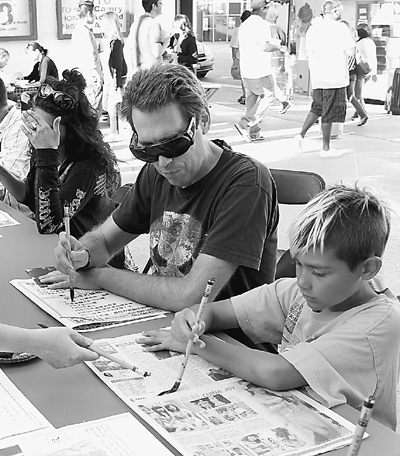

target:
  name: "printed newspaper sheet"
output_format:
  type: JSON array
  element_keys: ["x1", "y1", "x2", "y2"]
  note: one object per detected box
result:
[
  {"x1": 10, "y1": 278, "x2": 168, "y2": 332},
  {"x1": 85, "y1": 333, "x2": 356, "y2": 456},
  {"x1": 0, "y1": 369, "x2": 53, "y2": 444},
  {"x1": 0, "y1": 413, "x2": 173, "y2": 456}
]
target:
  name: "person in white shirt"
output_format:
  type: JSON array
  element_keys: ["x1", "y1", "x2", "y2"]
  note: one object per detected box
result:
[
  {"x1": 235, "y1": 0, "x2": 284, "y2": 142},
  {"x1": 124, "y1": 0, "x2": 169, "y2": 75},
  {"x1": 71, "y1": 0, "x2": 103, "y2": 116},
  {"x1": 0, "y1": 78, "x2": 32, "y2": 217},
  {"x1": 352, "y1": 27, "x2": 378, "y2": 124},
  {"x1": 294, "y1": 0, "x2": 355, "y2": 158}
]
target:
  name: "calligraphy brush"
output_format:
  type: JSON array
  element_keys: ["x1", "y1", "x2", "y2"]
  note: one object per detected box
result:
[
  {"x1": 63, "y1": 204, "x2": 74, "y2": 303},
  {"x1": 158, "y1": 278, "x2": 215, "y2": 396}
]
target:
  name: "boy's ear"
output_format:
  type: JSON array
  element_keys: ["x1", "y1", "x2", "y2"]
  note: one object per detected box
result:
[{"x1": 360, "y1": 256, "x2": 382, "y2": 281}]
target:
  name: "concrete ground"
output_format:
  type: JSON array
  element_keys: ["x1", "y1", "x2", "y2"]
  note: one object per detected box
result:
[{"x1": 100, "y1": 43, "x2": 400, "y2": 428}]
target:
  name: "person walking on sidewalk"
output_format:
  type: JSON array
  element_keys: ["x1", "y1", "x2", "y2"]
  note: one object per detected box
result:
[
  {"x1": 294, "y1": 0, "x2": 355, "y2": 158},
  {"x1": 341, "y1": 20, "x2": 368, "y2": 126},
  {"x1": 265, "y1": 5, "x2": 293, "y2": 114},
  {"x1": 71, "y1": 0, "x2": 104, "y2": 117},
  {"x1": 230, "y1": 10, "x2": 251, "y2": 105},
  {"x1": 124, "y1": 0, "x2": 169, "y2": 75},
  {"x1": 235, "y1": 0, "x2": 286, "y2": 142},
  {"x1": 351, "y1": 27, "x2": 377, "y2": 125}
]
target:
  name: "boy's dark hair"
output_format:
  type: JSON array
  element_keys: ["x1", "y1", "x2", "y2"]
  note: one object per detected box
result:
[{"x1": 289, "y1": 184, "x2": 391, "y2": 270}]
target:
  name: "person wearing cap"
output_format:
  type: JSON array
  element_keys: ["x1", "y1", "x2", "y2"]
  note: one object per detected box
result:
[
  {"x1": 124, "y1": 0, "x2": 169, "y2": 75},
  {"x1": 49, "y1": 64, "x2": 279, "y2": 351},
  {"x1": 234, "y1": 0, "x2": 287, "y2": 142},
  {"x1": 71, "y1": 0, "x2": 104, "y2": 116},
  {"x1": 294, "y1": 0, "x2": 355, "y2": 158}
]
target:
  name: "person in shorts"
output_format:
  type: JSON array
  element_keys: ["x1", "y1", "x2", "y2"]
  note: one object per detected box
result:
[{"x1": 294, "y1": 0, "x2": 355, "y2": 158}]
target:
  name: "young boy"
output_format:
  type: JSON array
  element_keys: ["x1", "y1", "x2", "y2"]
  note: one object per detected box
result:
[{"x1": 139, "y1": 185, "x2": 400, "y2": 430}]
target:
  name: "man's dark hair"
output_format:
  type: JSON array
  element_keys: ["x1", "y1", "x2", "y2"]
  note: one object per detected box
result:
[
  {"x1": 0, "y1": 78, "x2": 7, "y2": 108},
  {"x1": 121, "y1": 63, "x2": 209, "y2": 129},
  {"x1": 142, "y1": 0, "x2": 159, "y2": 13}
]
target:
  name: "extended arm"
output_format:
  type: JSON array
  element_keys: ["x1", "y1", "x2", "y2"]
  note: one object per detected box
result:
[
  {"x1": 149, "y1": 21, "x2": 168, "y2": 60},
  {"x1": 0, "y1": 324, "x2": 98, "y2": 368},
  {"x1": 0, "y1": 165, "x2": 26, "y2": 202}
]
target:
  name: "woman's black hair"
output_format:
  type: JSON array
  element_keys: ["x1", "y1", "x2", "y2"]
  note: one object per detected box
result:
[
  {"x1": 357, "y1": 28, "x2": 370, "y2": 40},
  {"x1": 26, "y1": 42, "x2": 48, "y2": 56},
  {"x1": 32, "y1": 68, "x2": 120, "y2": 195}
]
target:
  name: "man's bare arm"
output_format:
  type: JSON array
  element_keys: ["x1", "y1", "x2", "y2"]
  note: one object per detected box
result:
[{"x1": 75, "y1": 253, "x2": 237, "y2": 311}]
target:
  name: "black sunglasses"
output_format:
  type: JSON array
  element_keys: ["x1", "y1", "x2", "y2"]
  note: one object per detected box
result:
[
  {"x1": 36, "y1": 84, "x2": 76, "y2": 110},
  {"x1": 129, "y1": 117, "x2": 196, "y2": 163}
]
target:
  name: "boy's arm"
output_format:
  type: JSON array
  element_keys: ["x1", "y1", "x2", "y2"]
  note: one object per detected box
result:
[
  {"x1": 197, "y1": 335, "x2": 307, "y2": 391},
  {"x1": 140, "y1": 300, "x2": 307, "y2": 391}
]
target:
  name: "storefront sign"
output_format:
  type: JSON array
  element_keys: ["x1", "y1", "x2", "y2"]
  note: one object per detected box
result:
[
  {"x1": 0, "y1": 0, "x2": 37, "y2": 41},
  {"x1": 56, "y1": 0, "x2": 131, "y2": 40}
]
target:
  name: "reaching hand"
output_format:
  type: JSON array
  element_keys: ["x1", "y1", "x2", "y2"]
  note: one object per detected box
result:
[
  {"x1": 20, "y1": 110, "x2": 61, "y2": 150},
  {"x1": 32, "y1": 327, "x2": 99, "y2": 368}
]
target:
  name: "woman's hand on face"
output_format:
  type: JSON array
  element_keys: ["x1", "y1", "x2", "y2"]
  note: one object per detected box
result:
[{"x1": 20, "y1": 110, "x2": 61, "y2": 150}]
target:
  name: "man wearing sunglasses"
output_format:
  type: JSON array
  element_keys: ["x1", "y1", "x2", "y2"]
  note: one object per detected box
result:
[{"x1": 52, "y1": 64, "x2": 279, "y2": 331}]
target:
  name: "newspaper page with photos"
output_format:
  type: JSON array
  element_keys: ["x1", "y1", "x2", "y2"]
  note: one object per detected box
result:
[
  {"x1": 0, "y1": 369, "x2": 53, "y2": 443},
  {"x1": 84, "y1": 333, "x2": 356, "y2": 456},
  {"x1": 10, "y1": 278, "x2": 168, "y2": 332},
  {"x1": 0, "y1": 413, "x2": 174, "y2": 456}
]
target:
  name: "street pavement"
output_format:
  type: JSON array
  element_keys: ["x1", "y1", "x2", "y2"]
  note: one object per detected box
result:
[{"x1": 104, "y1": 41, "x2": 400, "y2": 296}]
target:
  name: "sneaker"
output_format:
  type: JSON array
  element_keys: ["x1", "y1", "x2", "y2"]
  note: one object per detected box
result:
[
  {"x1": 237, "y1": 96, "x2": 245, "y2": 104},
  {"x1": 319, "y1": 148, "x2": 343, "y2": 158},
  {"x1": 280, "y1": 101, "x2": 293, "y2": 114},
  {"x1": 351, "y1": 112, "x2": 359, "y2": 120},
  {"x1": 249, "y1": 134, "x2": 265, "y2": 141},
  {"x1": 357, "y1": 117, "x2": 368, "y2": 126},
  {"x1": 294, "y1": 134, "x2": 303, "y2": 152}
]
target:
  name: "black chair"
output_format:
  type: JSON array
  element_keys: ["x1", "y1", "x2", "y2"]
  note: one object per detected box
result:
[{"x1": 270, "y1": 168, "x2": 326, "y2": 279}]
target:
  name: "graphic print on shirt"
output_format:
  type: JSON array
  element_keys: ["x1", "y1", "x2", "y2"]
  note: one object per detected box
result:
[
  {"x1": 149, "y1": 211, "x2": 205, "y2": 277},
  {"x1": 281, "y1": 300, "x2": 305, "y2": 347}
]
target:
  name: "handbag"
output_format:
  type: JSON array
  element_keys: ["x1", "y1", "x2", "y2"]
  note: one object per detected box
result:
[{"x1": 356, "y1": 60, "x2": 371, "y2": 77}]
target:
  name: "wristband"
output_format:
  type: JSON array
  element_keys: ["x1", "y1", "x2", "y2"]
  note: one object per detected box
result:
[{"x1": 77, "y1": 246, "x2": 91, "y2": 271}]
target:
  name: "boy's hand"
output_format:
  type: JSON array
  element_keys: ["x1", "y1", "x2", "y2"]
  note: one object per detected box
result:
[
  {"x1": 171, "y1": 308, "x2": 206, "y2": 348},
  {"x1": 138, "y1": 328, "x2": 187, "y2": 354}
]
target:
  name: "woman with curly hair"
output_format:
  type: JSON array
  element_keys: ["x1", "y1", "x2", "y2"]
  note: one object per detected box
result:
[{"x1": 0, "y1": 69, "x2": 121, "y2": 241}]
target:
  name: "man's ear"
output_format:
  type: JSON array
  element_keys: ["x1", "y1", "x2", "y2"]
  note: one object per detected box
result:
[
  {"x1": 200, "y1": 109, "x2": 211, "y2": 134},
  {"x1": 361, "y1": 256, "x2": 382, "y2": 281}
]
